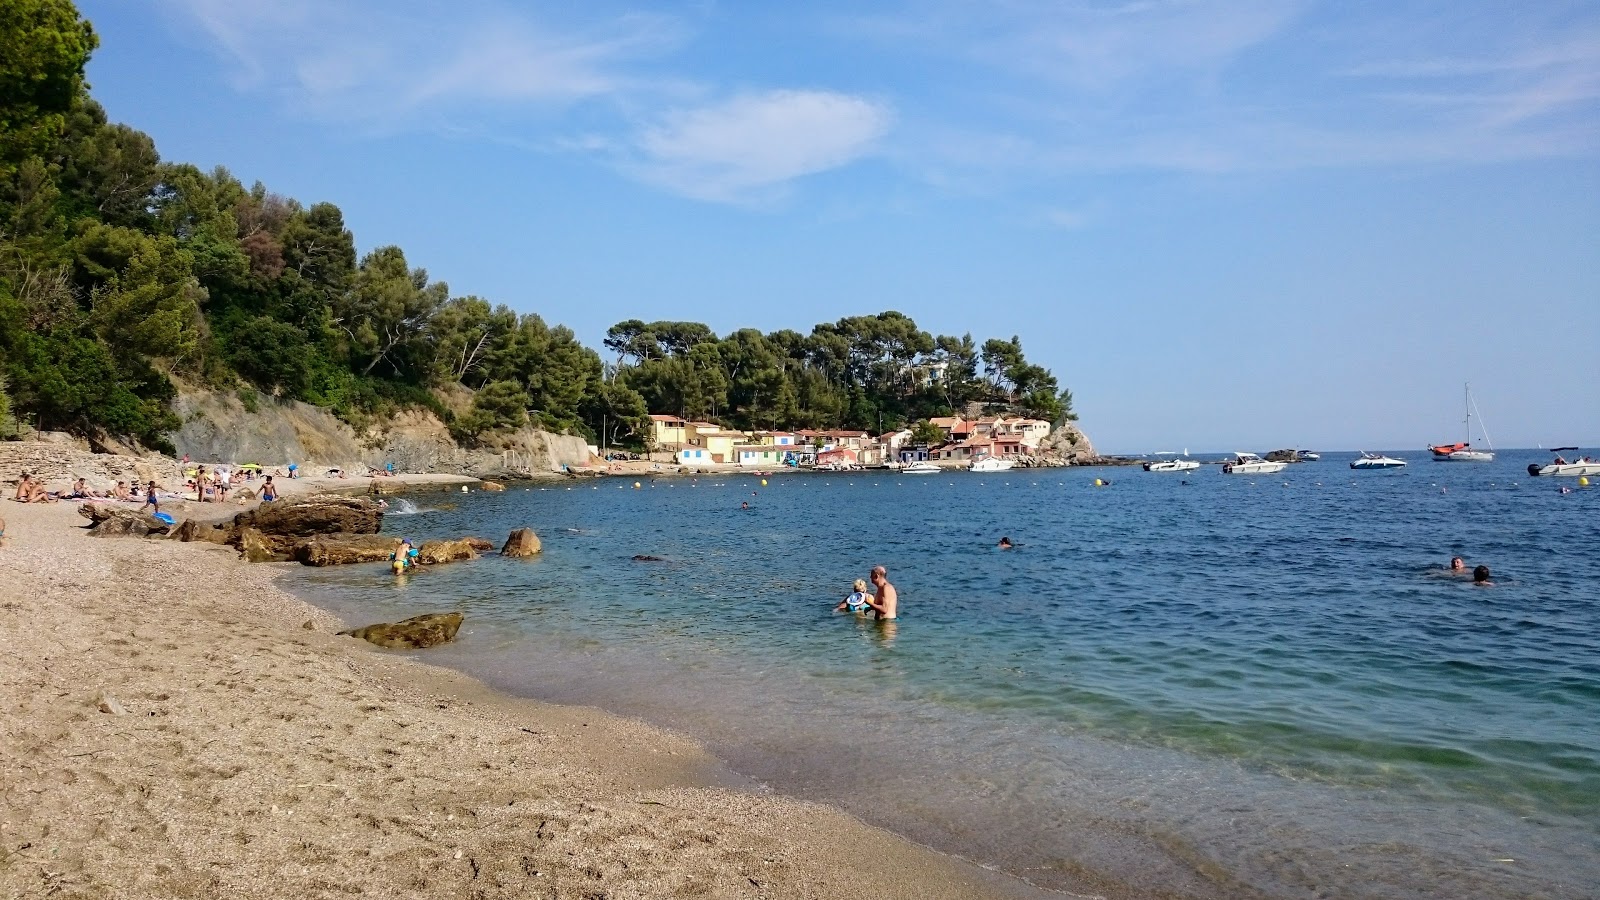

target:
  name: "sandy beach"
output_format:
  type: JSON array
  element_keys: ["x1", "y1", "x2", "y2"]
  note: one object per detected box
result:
[{"x1": 0, "y1": 499, "x2": 1055, "y2": 899}]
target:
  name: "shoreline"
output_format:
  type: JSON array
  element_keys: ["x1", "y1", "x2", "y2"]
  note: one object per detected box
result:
[{"x1": 0, "y1": 500, "x2": 1058, "y2": 899}]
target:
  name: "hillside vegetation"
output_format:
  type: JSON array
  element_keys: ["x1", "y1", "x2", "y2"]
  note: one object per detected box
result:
[{"x1": 0, "y1": 0, "x2": 1073, "y2": 454}]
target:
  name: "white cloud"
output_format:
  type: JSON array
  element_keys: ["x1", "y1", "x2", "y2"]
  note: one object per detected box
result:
[{"x1": 629, "y1": 91, "x2": 894, "y2": 203}]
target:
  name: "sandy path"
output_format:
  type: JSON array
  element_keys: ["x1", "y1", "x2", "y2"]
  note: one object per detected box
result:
[{"x1": 0, "y1": 501, "x2": 1055, "y2": 899}]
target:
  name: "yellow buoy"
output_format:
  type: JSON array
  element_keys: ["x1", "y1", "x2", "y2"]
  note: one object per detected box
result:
[
  {"x1": 634, "y1": 481, "x2": 641, "y2": 489},
  {"x1": 1094, "y1": 478, "x2": 1104, "y2": 486},
  {"x1": 761, "y1": 479, "x2": 767, "y2": 486},
  {"x1": 1581, "y1": 477, "x2": 1590, "y2": 487}
]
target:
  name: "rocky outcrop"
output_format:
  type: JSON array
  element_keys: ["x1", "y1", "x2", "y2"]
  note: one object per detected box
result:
[
  {"x1": 480, "y1": 481, "x2": 506, "y2": 491},
  {"x1": 415, "y1": 539, "x2": 480, "y2": 566},
  {"x1": 78, "y1": 503, "x2": 171, "y2": 537},
  {"x1": 236, "y1": 527, "x2": 281, "y2": 563},
  {"x1": 293, "y1": 534, "x2": 400, "y2": 567},
  {"x1": 171, "y1": 519, "x2": 232, "y2": 545},
  {"x1": 1, "y1": 442, "x2": 181, "y2": 496},
  {"x1": 338, "y1": 612, "x2": 464, "y2": 650},
  {"x1": 233, "y1": 495, "x2": 383, "y2": 542},
  {"x1": 501, "y1": 528, "x2": 541, "y2": 557},
  {"x1": 169, "y1": 388, "x2": 592, "y2": 478}
]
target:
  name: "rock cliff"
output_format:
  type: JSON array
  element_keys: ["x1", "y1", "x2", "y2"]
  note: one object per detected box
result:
[{"x1": 168, "y1": 389, "x2": 592, "y2": 477}]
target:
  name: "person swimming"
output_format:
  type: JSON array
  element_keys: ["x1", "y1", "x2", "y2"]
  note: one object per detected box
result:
[
  {"x1": 1450, "y1": 556, "x2": 1466, "y2": 571},
  {"x1": 998, "y1": 536, "x2": 1014, "y2": 549},
  {"x1": 1473, "y1": 565, "x2": 1493, "y2": 586}
]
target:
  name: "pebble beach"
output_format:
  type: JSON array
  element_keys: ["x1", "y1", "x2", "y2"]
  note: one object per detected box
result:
[{"x1": 0, "y1": 499, "x2": 1049, "y2": 899}]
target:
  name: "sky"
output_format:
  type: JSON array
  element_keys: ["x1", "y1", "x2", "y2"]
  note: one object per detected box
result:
[{"x1": 76, "y1": 1, "x2": 1598, "y2": 453}]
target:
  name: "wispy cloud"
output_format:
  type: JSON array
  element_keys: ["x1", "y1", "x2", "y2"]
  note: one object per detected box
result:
[{"x1": 628, "y1": 91, "x2": 894, "y2": 204}]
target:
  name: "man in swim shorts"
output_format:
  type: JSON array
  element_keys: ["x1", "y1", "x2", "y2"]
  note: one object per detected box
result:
[{"x1": 866, "y1": 565, "x2": 898, "y2": 621}]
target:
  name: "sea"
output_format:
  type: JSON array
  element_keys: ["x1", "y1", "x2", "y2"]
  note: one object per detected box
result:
[{"x1": 288, "y1": 451, "x2": 1600, "y2": 899}]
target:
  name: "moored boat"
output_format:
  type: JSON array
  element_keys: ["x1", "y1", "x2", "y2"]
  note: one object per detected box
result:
[
  {"x1": 1351, "y1": 452, "x2": 1406, "y2": 470},
  {"x1": 1221, "y1": 452, "x2": 1287, "y2": 475},
  {"x1": 970, "y1": 456, "x2": 1015, "y2": 473},
  {"x1": 903, "y1": 461, "x2": 941, "y2": 475},
  {"x1": 1144, "y1": 457, "x2": 1200, "y2": 472},
  {"x1": 1431, "y1": 383, "x2": 1494, "y2": 462}
]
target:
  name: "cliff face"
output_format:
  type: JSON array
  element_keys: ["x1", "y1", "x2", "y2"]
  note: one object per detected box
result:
[{"x1": 169, "y1": 390, "x2": 592, "y2": 477}]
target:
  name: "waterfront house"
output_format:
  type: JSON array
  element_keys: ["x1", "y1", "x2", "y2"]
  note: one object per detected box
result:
[
  {"x1": 678, "y1": 422, "x2": 748, "y2": 464},
  {"x1": 736, "y1": 445, "x2": 787, "y2": 468},
  {"x1": 648, "y1": 414, "x2": 689, "y2": 450}
]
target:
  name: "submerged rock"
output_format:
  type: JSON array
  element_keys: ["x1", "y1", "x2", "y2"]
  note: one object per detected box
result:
[
  {"x1": 338, "y1": 612, "x2": 464, "y2": 650},
  {"x1": 501, "y1": 528, "x2": 541, "y2": 557},
  {"x1": 293, "y1": 533, "x2": 399, "y2": 566},
  {"x1": 465, "y1": 536, "x2": 494, "y2": 552},
  {"x1": 631, "y1": 554, "x2": 666, "y2": 562},
  {"x1": 79, "y1": 503, "x2": 171, "y2": 537}
]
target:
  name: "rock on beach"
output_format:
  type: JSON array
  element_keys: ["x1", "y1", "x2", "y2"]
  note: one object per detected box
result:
[{"x1": 338, "y1": 612, "x2": 464, "y2": 649}]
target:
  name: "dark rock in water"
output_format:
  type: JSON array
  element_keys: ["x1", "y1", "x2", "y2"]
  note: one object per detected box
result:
[
  {"x1": 234, "y1": 495, "x2": 382, "y2": 540},
  {"x1": 293, "y1": 533, "x2": 399, "y2": 566},
  {"x1": 632, "y1": 554, "x2": 666, "y2": 562},
  {"x1": 172, "y1": 519, "x2": 231, "y2": 545},
  {"x1": 1265, "y1": 449, "x2": 1300, "y2": 463},
  {"x1": 501, "y1": 527, "x2": 542, "y2": 557},
  {"x1": 79, "y1": 503, "x2": 171, "y2": 537},
  {"x1": 415, "y1": 539, "x2": 479, "y2": 566},
  {"x1": 339, "y1": 612, "x2": 464, "y2": 650}
]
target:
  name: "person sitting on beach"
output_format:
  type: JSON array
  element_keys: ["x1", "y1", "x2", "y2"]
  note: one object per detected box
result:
[
  {"x1": 835, "y1": 579, "x2": 873, "y2": 614},
  {"x1": 998, "y1": 536, "x2": 1014, "y2": 549},
  {"x1": 1473, "y1": 565, "x2": 1493, "y2": 586},
  {"x1": 112, "y1": 480, "x2": 130, "y2": 501},
  {"x1": 1449, "y1": 556, "x2": 1466, "y2": 572},
  {"x1": 12, "y1": 473, "x2": 34, "y2": 502},
  {"x1": 259, "y1": 475, "x2": 278, "y2": 502}
]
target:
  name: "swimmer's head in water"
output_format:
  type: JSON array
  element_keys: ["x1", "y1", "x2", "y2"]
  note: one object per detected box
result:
[
  {"x1": 1450, "y1": 556, "x2": 1465, "y2": 570},
  {"x1": 998, "y1": 536, "x2": 1013, "y2": 548},
  {"x1": 1473, "y1": 565, "x2": 1491, "y2": 583}
]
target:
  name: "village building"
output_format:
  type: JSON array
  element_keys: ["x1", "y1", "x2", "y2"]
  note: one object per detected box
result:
[{"x1": 648, "y1": 414, "x2": 689, "y2": 450}]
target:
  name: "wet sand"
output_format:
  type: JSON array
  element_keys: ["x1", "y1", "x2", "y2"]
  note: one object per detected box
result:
[{"x1": 0, "y1": 500, "x2": 1057, "y2": 899}]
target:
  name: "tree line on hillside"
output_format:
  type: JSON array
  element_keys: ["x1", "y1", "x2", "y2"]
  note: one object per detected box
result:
[{"x1": 0, "y1": 0, "x2": 1072, "y2": 454}]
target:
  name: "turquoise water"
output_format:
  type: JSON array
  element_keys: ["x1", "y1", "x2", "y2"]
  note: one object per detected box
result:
[{"x1": 293, "y1": 453, "x2": 1600, "y2": 898}]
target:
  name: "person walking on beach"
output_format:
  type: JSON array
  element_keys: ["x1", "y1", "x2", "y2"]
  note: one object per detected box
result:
[
  {"x1": 144, "y1": 480, "x2": 161, "y2": 514},
  {"x1": 259, "y1": 475, "x2": 278, "y2": 502},
  {"x1": 866, "y1": 565, "x2": 898, "y2": 621}
]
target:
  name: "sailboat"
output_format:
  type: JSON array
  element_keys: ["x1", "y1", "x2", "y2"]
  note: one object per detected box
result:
[{"x1": 1429, "y1": 383, "x2": 1494, "y2": 462}]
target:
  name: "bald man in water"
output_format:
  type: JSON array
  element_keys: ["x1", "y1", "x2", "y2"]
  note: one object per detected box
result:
[{"x1": 867, "y1": 565, "x2": 898, "y2": 621}]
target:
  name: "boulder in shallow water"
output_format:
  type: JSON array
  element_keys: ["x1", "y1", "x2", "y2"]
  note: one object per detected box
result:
[
  {"x1": 415, "y1": 539, "x2": 479, "y2": 566},
  {"x1": 293, "y1": 533, "x2": 400, "y2": 566},
  {"x1": 481, "y1": 481, "x2": 506, "y2": 491},
  {"x1": 338, "y1": 612, "x2": 463, "y2": 650},
  {"x1": 79, "y1": 503, "x2": 171, "y2": 537},
  {"x1": 501, "y1": 527, "x2": 541, "y2": 557}
]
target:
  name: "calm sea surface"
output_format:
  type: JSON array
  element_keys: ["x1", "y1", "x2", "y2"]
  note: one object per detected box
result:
[{"x1": 289, "y1": 452, "x2": 1600, "y2": 899}]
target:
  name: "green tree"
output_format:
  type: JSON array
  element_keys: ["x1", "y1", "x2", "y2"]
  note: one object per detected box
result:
[
  {"x1": 910, "y1": 419, "x2": 944, "y2": 446},
  {"x1": 0, "y1": 0, "x2": 97, "y2": 173}
]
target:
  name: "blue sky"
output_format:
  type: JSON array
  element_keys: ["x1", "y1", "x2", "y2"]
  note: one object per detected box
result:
[{"x1": 79, "y1": 1, "x2": 1598, "y2": 452}]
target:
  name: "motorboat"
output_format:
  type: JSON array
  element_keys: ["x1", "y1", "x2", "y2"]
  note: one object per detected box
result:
[
  {"x1": 1221, "y1": 452, "x2": 1287, "y2": 475},
  {"x1": 1350, "y1": 452, "x2": 1406, "y2": 470},
  {"x1": 903, "y1": 461, "x2": 941, "y2": 475},
  {"x1": 1144, "y1": 457, "x2": 1200, "y2": 472},
  {"x1": 1294, "y1": 450, "x2": 1321, "y2": 462},
  {"x1": 1528, "y1": 450, "x2": 1600, "y2": 477},
  {"x1": 1430, "y1": 383, "x2": 1494, "y2": 462},
  {"x1": 970, "y1": 456, "x2": 1016, "y2": 473}
]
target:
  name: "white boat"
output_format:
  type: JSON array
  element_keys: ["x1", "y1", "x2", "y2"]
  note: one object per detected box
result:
[
  {"x1": 1350, "y1": 452, "x2": 1407, "y2": 470},
  {"x1": 903, "y1": 461, "x2": 941, "y2": 475},
  {"x1": 1144, "y1": 457, "x2": 1200, "y2": 472},
  {"x1": 1527, "y1": 451, "x2": 1600, "y2": 477},
  {"x1": 1294, "y1": 450, "x2": 1321, "y2": 462},
  {"x1": 1430, "y1": 383, "x2": 1494, "y2": 462},
  {"x1": 969, "y1": 456, "x2": 1015, "y2": 473},
  {"x1": 1221, "y1": 452, "x2": 1287, "y2": 475}
]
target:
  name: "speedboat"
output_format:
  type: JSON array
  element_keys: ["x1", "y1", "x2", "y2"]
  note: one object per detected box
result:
[
  {"x1": 1350, "y1": 452, "x2": 1406, "y2": 470},
  {"x1": 903, "y1": 461, "x2": 940, "y2": 475},
  {"x1": 1221, "y1": 452, "x2": 1287, "y2": 475},
  {"x1": 1527, "y1": 451, "x2": 1600, "y2": 477},
  {"x1": 1144, "y1": 458, "x2": 1200, "y2": 472},
  {"x1": 1294, "y1": 450, "x2": 1321, "y2": 462},
  {"x1": 970, "y1": 456, "x2": 1015, "y2": 473}
]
